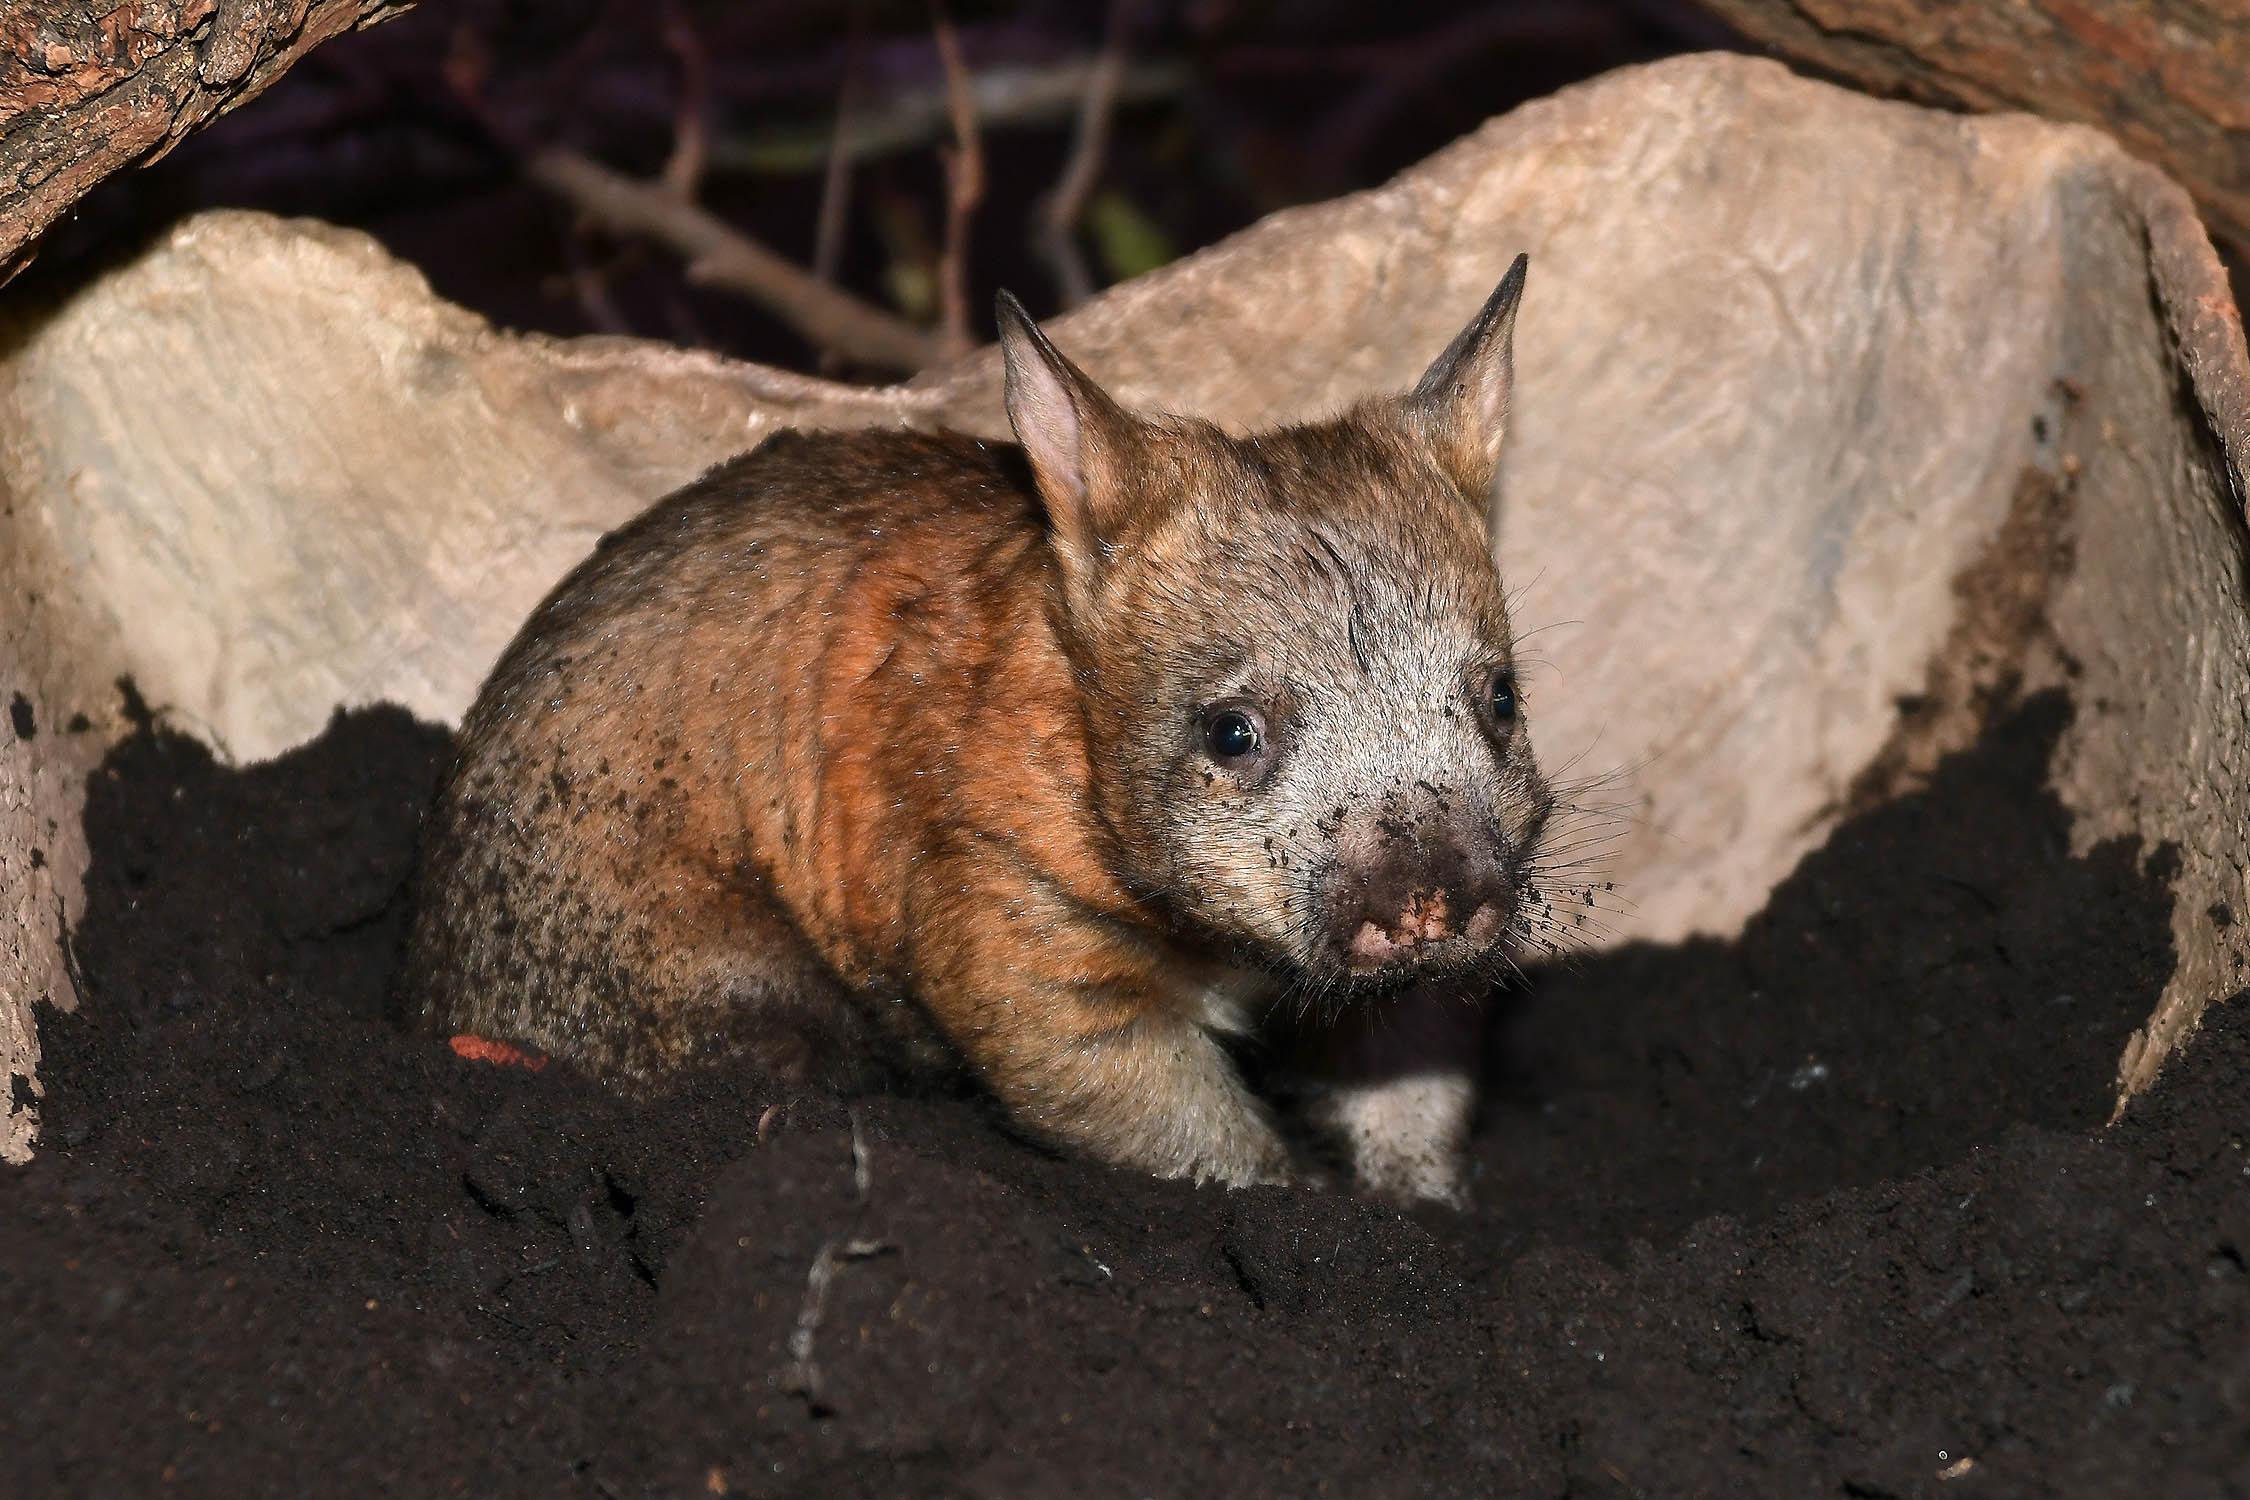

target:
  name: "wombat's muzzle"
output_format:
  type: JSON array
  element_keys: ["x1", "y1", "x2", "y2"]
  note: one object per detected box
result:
[{"x1": 1320, "y1": 819, "x2": 1515, "y2": 974}]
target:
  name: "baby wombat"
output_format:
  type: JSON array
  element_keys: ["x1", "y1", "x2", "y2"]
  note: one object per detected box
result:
[{"x1": 404, "y1": 256, "x2": 1557, "y2": 1205}]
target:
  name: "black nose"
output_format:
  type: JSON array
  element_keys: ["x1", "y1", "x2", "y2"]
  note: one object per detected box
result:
[{"x1": 1324, "y1": 832, "x2": 1513, "y2": 971}]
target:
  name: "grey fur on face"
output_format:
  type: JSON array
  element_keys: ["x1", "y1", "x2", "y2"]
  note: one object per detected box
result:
[{"x1": 1090, "y1": 432, "x2": 1552, "y2": 988}]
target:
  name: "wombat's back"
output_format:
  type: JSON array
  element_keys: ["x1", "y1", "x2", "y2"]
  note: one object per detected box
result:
[{"x1": 401, "y1": 427, "x2": 1054, "y2": 1081}]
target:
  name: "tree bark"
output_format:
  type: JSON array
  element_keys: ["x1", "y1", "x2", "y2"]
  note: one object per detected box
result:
[
  {"x1": 1699, "y1": 0, "x2": 2250, "y2": 256},
  {"x1": 0, "y1": 0, "x2": 411, "y2": 277}
]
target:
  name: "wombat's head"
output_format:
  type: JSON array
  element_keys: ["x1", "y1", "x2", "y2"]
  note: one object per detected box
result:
[{"x1": 997, "y1": 257, "x2": 1556, "y2": 988}]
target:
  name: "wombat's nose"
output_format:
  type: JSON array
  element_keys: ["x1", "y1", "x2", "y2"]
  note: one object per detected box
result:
[{"x1": 1327, "y1": 842, "x2": 1511, "y2": 971}]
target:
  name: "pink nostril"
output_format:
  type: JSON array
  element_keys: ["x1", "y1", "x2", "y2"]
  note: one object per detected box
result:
[
  {"x1": 1349, "y1": 920, "x2": 1404, "y2": 966},
  {"x1": 1346, "y1": 890, "x2": 1460, "y2": 968},
  {"x1": 1464, "y1": 901, "x2": 1506, "y2": 946},
  {"x1": 1342, "y1": 888, "x2": 1512, "y2": 970}
]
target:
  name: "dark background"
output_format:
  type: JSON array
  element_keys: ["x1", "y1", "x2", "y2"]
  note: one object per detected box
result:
[{"x1": 26, "y1": 0, "x2": 1744, "y2": 376}]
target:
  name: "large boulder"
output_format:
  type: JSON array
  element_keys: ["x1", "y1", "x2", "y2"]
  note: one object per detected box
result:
[{"x1": 3, "y1": 53, "x2": 2244, "y2": 1159}]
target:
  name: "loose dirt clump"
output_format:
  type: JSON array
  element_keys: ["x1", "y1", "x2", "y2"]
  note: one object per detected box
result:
[{"x1": 4, "y1": 690, "x2": 2243, "y2": 1498}]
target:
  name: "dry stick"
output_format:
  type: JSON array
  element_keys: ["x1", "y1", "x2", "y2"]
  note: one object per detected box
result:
[
  {"x1": 448, "y1": 18, "x2": 941, "y2": 373},
  {"x1": 527, "y1": 149, "x2": 948, "y2": 373},
  {"x1": 1037, "y1": 0, "x2": 1135, "y2": 309},
  {"x1": 810, "y1": 4, "x2": 868, "y2": 377},
  {"x1": 712, "y1": 58, "x2": 1189, "y2": 176},
  {"x1": 562, "y1": 233, "x2": 633, "y2": 337},
  {"x1": 655, "y1": 4, "x2": 718, "y2": 355},
  {"x1": 787, "y1": 1236, "x2": 889, "y2": 1411},
  {"x1": 930, "y1": 6, "x2": 985, "y2": 357},
  {"x1": 783, "y1": 1110, "x2": 890, "y2": 1414},
  {"x1": 658, "y1": 0, "x2": 713, "y2": 201},
  {"x1": 812, "y1": 2, "x2": 867, "y2": 289}
]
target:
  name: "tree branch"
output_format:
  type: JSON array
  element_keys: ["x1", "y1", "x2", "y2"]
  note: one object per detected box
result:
[
  {"x1": 811, "y1": 2, "x2": 867, "y2": 291},
  {"x1": 1697, "y1": 0, "x2": 2250, "y2": 258},
  {"x1": 707, "y1": 57, "x2": 1186, "y2": 177},
  {"x1": 930, "y1": 7, "x2": 984, "y2": 356},
  {"x1": 657, "y1": 1, "x2": 710, "y2": 202},
  {"x1": 0, "y1": 0, "x2": 413, "y2": 277},
  {"x1": 526, "y1": 148, "x2": 947, "y2": 373},
  {"x1": 1036, "y1": 0, "x2": 1136, "y2": 308}
]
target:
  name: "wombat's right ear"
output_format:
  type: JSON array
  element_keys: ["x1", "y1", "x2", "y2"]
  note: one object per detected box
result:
[{"x1": 995, "y1": 291, "x2": 1140, "y2": 603}]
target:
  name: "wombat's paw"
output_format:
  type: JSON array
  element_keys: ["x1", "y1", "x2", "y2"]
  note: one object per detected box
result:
[
  {"x1": 1169, "y1": 1125, "x2": 1294, "y2": 1190},
  {"x1": 1196, "y1": 1146, "x2": 1294, "y2": 1191},
  {"x1": 1319, "y1": 1071, "x2": 1474, "y2": 1209},
  {"x1": 1355, "y1": 1148, "x2": 1469, "y2": 1211}
]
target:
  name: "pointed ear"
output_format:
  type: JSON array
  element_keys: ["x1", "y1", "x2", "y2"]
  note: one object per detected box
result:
[
  {"x1": 1406, "y1": 254, "x2": 1527, "y2": 506},
  {"x1": 995, "y1": 290, "x2": 1141, "y2": 599}
]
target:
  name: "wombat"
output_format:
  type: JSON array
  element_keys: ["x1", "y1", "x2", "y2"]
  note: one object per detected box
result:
[{"x1": 403, "y1": 255, "x2": 1567, "y2": 1205}]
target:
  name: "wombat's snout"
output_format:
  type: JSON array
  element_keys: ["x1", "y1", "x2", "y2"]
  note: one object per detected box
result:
[{"x1": 1322, "y1": 821, "x2": 1514, "y2": 974}]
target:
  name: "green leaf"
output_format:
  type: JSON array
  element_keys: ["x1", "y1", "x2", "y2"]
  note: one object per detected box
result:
[{"x1": 1087, "y1": 189, "x2": 1175, "y2": 283}]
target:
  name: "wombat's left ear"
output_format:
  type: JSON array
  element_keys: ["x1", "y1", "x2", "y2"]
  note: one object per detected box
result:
[{"x1": 1406, "y1": 254, "x2": 1527, "y2": 509}]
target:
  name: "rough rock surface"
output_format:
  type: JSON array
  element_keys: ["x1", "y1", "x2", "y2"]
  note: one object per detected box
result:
[{"x1": 2, "y1": 55, "x2": 2246, "y2": 1165}]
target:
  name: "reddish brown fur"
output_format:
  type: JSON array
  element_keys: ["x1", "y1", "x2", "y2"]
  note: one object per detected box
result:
[{"x1": 405, "y1": 267, "x2": 1557, "y2": 1197}]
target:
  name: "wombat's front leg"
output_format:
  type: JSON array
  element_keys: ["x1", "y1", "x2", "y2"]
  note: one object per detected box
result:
[
  {"x1": 914, "y1": 888, "x2": 1291, "y2": 1187},
  {"x1": 1312, "y1": 983, "x2": 1484, "y2": 1207},
  {"x1": 1001, "y1": 1008, "x2": 1293, "y2": 1188}
]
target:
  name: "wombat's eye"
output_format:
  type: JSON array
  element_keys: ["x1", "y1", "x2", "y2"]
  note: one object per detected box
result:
[
  {"x1": 1202, "y1": 706, "x2": 1265, "y2": 762},
  {"x1": 1486, "y1": 669, "x2": 1519, "y2": 729}
]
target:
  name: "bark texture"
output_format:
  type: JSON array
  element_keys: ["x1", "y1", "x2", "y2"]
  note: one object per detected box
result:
[
  {"x1": 1701, "y1": 0, "x2": 2250, "y2": 255},
  {"x1": 0, "y1": 0, "x2": 410, "y2": 274}
]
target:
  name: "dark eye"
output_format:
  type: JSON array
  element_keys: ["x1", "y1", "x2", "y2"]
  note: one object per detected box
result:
[
  {"x1": 1203, "y1": 706, "x2": 1265, "y2": 762},
  {"x1": 1486, "y1": 669, "x2": 1519, "y2": 729}
]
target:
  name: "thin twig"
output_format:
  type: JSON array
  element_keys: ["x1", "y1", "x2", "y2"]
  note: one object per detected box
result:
[
  {"x1": 1217, "y1": 9, "x2": 1607, "y2": 181},
  {"x1": 708, "y1": 58, "x2": 1189, "y2": 176},
  {"x1": 810, "y1": 3, "x2": 868, "y2": 376},
  {"x1": 783, "y1": 1111, "x2": 889, "y2": 1414},
  {"x1": 658, "y1": 1, "x2": 711, "y2": 201},
  {"x1": 785, "y1": 1235, "x2": 890, "y2": 1413},
  {"x1": 930, "y1": 4, "x2": 984, "y2": 356},
  {"x1": 527, "y1": 148, "x2": 948, "y2": 372},
  {"x1": 812, "y1": 1, "x2": 866, "y2": 289},
  {"x1": 447, "y1": 21, "x2": 941, "y2": 373},
  {"x1": 561, "y1": 233, "x2": 633, "y2": 336},
  {"x1": 1037, "y1": 0, "x2": 1135, "y2": 308},
  {"x1": 847, "y1": 1107, "x2": 874, "y2": 1199}
]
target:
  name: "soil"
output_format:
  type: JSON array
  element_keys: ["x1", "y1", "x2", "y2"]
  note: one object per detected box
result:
[{"x1": 5, "y1": 688, "x2": 2246, "y2": 1499}]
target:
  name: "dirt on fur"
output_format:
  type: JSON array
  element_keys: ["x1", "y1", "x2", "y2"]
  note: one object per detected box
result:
[{"x1": 4, "y1": 687, "x2": 2245, "y2": 1499}]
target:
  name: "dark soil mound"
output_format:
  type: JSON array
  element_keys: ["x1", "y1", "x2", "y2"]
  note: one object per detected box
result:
[{"x1": 5, "y1": 690, "x2": 2244, "y2": 1498}]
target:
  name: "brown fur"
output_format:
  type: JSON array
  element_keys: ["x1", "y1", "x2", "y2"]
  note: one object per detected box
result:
[{"x1": 404, "y1": 262, "x2": 1558, "y2": 1199}]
